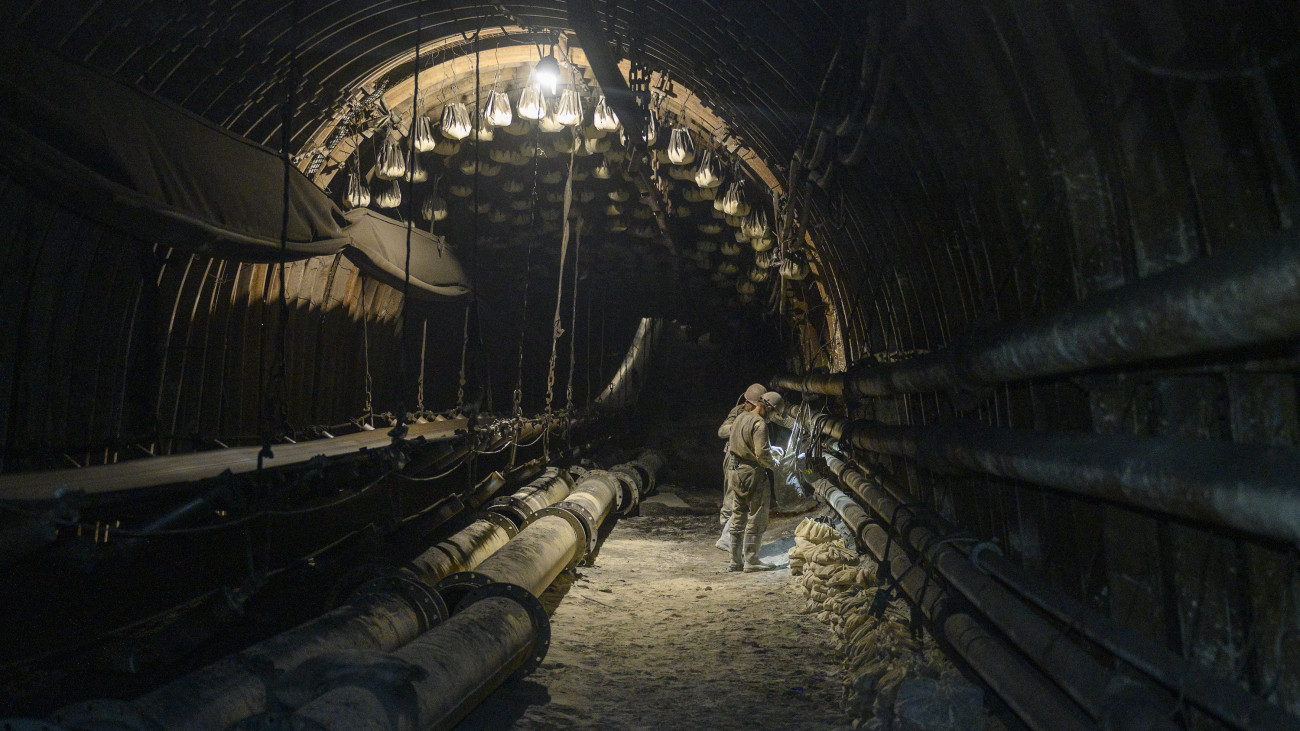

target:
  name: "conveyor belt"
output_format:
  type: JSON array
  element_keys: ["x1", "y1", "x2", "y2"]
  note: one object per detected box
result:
[{"x1": 0, "y1": 419, "x2": 467, "y2": 502}]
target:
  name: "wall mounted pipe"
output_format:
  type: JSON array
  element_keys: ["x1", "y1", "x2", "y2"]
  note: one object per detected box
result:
[
  {"x1": 820, "y1": 459, "x2": 1094, "y2": 730},
  {"x1": 831, "y1": 417, "x2": 1300, "y2": 545},
  {"x1": 774, "y1": 238, "x2": 1300, "y2": 397},
  {"x1": 289, "y1": 455, "x2": 663, "y2": 730},
  {"x1": 974, "y1": 543, "x2": 1300, "y2": 730},
  {"x1": 824, "y1": 454, "x2": 1174, "y2": 729},
  {"x1": 52, "y1": 464, "x2": 552, "y2": 730},
  {"x1": 810, "y1": 477, "x2": 871, "y2": 546}
]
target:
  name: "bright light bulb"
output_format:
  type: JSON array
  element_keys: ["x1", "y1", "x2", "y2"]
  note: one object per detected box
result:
[{"x1": 534, "y1": 53, "x2": 560, "y2": 95}]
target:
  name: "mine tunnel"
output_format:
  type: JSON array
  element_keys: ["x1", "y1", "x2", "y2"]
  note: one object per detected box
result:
[{"x1": 0, "y1": 1, "x2": 1298, "y2": 729}]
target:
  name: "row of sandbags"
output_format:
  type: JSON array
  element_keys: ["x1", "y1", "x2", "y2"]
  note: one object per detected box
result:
[{"x1": 788, "y1": 517, "x2": 987, "y2": 731}]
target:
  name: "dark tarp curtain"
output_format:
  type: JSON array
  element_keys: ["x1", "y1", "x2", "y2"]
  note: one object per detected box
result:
[
  {"x1": 342, "y1": 209, "x2": 471, "y2": 299},
  {"x1": 0, "y1": 30, "x2": 470, "y2": 298}
]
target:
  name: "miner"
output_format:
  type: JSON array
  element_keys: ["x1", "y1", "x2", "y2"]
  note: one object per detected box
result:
[
  {"x1": 725, "y1": 390, "x2": 783, "y2": 572},
  {"x1": 716, "y1": 383, "x2": 767, "y2": 551}
]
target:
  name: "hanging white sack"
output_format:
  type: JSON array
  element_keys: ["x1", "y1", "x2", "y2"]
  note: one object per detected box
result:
[
  {"x1": 441, "y1": 101, "x2": 473, "y2": 140},
  {"x1": 375, "y1": 180, "x2": 402, "y2": 208},
  {"x1": 406, "y1": 152, "x2": 428, "y2": 183},
  {"x1": 412, "y1": 113, "x2": 437, "y2": 152},
  {"x1": 483, "y1": 88, "x2": 513, "y2": 127},
  {"x1": 518, "y1": 85, "x2": 547, "y2": 120},
  {"x1": 593, "y1": 96, "x2": 620, "y2": 130},
  {"x1": 375, "y1": 135, "x2": 406, "y2": 180},
  {"x1": 722, "y1": 181, "x2": 749, "y2": 216},
  {"x1": 555, "y1": 89, "x2": 583, "y2": 127},
  {"x1": 695, "y1": 148, "x2": 722, "y2": 188},
  {"x1": 344, "y1": 171, "x2": 370, "y2": 209},
  {"x1": 668, "y1": 127, "x2": 696, "y2": 165}
]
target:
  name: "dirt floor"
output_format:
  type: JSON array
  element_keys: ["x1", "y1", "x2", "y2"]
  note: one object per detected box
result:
[{"x1": 459, "y1": 490, "x2": 852, "y2": 731}]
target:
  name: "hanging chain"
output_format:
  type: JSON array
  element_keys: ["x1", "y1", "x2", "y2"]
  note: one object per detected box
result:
[
  {"x1": 416, "y1": 317, "x2": 427, "y2": 415},
  {"x1": 508, "y1": 121, "x2": 542, "y2": 465},
  {"x1": 455, "y1": 304, "x2": 470, "y2": 413},
  {"x1": 362, "y1": 312, "x2": 374, "y2": 426},
  {"x1": 543, "y1": 140, "x2": 578, "y2": 459},
  {"x1": 565, "y1": 218, "x2": 582, "y2": 413},
  {"x1": 544, "y1": 143, "x2": 577, "y2": 416}
]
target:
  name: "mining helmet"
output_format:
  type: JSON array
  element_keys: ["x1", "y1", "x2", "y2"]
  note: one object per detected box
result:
[
  {"x1": 760, "y1": 391, "x2": 784, "y2": 411},
  {"x1": 743, "y1": 383, "x2": 767, "y2": 404}
]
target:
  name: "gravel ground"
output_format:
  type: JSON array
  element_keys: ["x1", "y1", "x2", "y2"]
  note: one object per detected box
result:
[{"x1": 459, "y1": 496, "x2": 851, "y2": 730}]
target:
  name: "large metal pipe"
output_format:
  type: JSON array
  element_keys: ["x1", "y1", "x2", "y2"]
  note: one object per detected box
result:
[
  {"x1": 472, "y1": 515, "x2": 585, "y2": 597},
  {"x1": 460, "y1": 468, "x2": 623, "y2": 597},
  {"x1": 403, "y1": 515, "x2": 515, "y2": 587},
  {"x1": 824, "y1": 454, "x2": 1173, "y2": 728},
  {"x1": 775, "y1": 238, "x2": 1300, "y2": 397},
  {"x1": 292, "y1": 591, "x2": 545, "y2": 731},
  {"x1": 65, "y1": 466, "x2": 555, "y2": 730},
  {"x1": 288, "y1": 455, "x2": 661, "y2": 730},
  {"x1": 831, "y1": 417, "x2": 1300, "y2": 545},
  {"x1": 487, "y1": 467, "x2": 574, "y2": 527},
  {"x1": 811, "y1": 478, "x2": 871, "y2": 545},
  {"x1": 820, "y1": 458, "x2": 1094, "y2": 730},
  {"x1": 974, "y1": 545, "x2": 1300, "y2": 730}
]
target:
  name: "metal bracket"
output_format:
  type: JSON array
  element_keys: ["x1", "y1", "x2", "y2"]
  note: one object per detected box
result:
[
  {"x1": 458, "y1": 581, "x2": 552, "y2": 680},
  {"x1": 351, "y1": 573, "x2": 448, "y2": 633}
]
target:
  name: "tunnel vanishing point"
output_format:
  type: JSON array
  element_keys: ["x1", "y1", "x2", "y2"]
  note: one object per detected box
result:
[{"x1": 1, "y1": 1, "x2": 1299, "y2": 729}]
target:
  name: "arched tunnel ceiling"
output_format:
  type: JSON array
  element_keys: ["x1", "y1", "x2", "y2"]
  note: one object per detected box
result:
[
  {"x1": 6, "y1": 0, "x2": 1299, "y2": 367},
  {"x1": 9, "y1": 0, "x2": 836, "y2": 334},
  {"x1": 5, "y1": 0, "x2": 1300, "y2": 722}
]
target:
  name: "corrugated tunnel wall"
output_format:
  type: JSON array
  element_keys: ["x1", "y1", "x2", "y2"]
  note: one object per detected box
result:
[{"x1": 0, "y1": 0, "x2": 1298, "y2": 722}]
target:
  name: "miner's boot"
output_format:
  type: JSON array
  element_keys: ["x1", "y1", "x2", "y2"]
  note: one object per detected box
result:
[
  {"x1": 743, "y1": 536, "x2": 777, "y2": 572},
  {"x1": 728, "y1": 532, "x2": 745, "y2": 571},
  {"x1": 716, "y1": 516, "x2": 734, "y2": 551}
]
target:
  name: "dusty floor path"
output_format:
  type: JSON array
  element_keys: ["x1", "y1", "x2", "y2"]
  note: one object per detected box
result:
[{"x1": 459, "y1": 493, "x2": 851, "y2": 731}]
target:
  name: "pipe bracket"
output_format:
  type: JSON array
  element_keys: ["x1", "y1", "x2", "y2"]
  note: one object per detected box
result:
[
  {"x1": 457, "y1": 581, "x2": 552, "y2": 680},
  {"x1": 351, "y1": 573, "x2": 448, "y2": 633}
]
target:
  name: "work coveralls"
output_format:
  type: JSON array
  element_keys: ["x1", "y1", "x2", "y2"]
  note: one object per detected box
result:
[
  {"x1": 716, "y1": 403, "x2": 747, "y2": 533},
  {"x1": 727, "y1": 409, "x2": 775, "y2": 567}
]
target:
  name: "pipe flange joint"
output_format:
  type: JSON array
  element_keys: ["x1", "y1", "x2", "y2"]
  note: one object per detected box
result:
[
  {"x1": 351, "y1": 573, "x2": 448, "y2": 633},
  {"x1": 433, "y1": 571, "x2": 492, "y2": 613},
  {"x1": 554, "y1": 500, "x2": 599, "y2": 556},
  {"x1": 609, "y1": 467, "x2": 641, "y2": 515},
  {"x1": 485, "y1": 496, "x2": 529, "y2": 527},
  {"x1": 969, "y1": 541, "x2": 1002, "y2": 570},
  {"x1": 457, "y1": 581, "x2": 551, "y2": 680},
  {"x1": 531, "y1": 504, "x2": 595, "y2": 566},
  {"x1": 480, "y1": 510, "x2": 521, "y2": 538}
]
